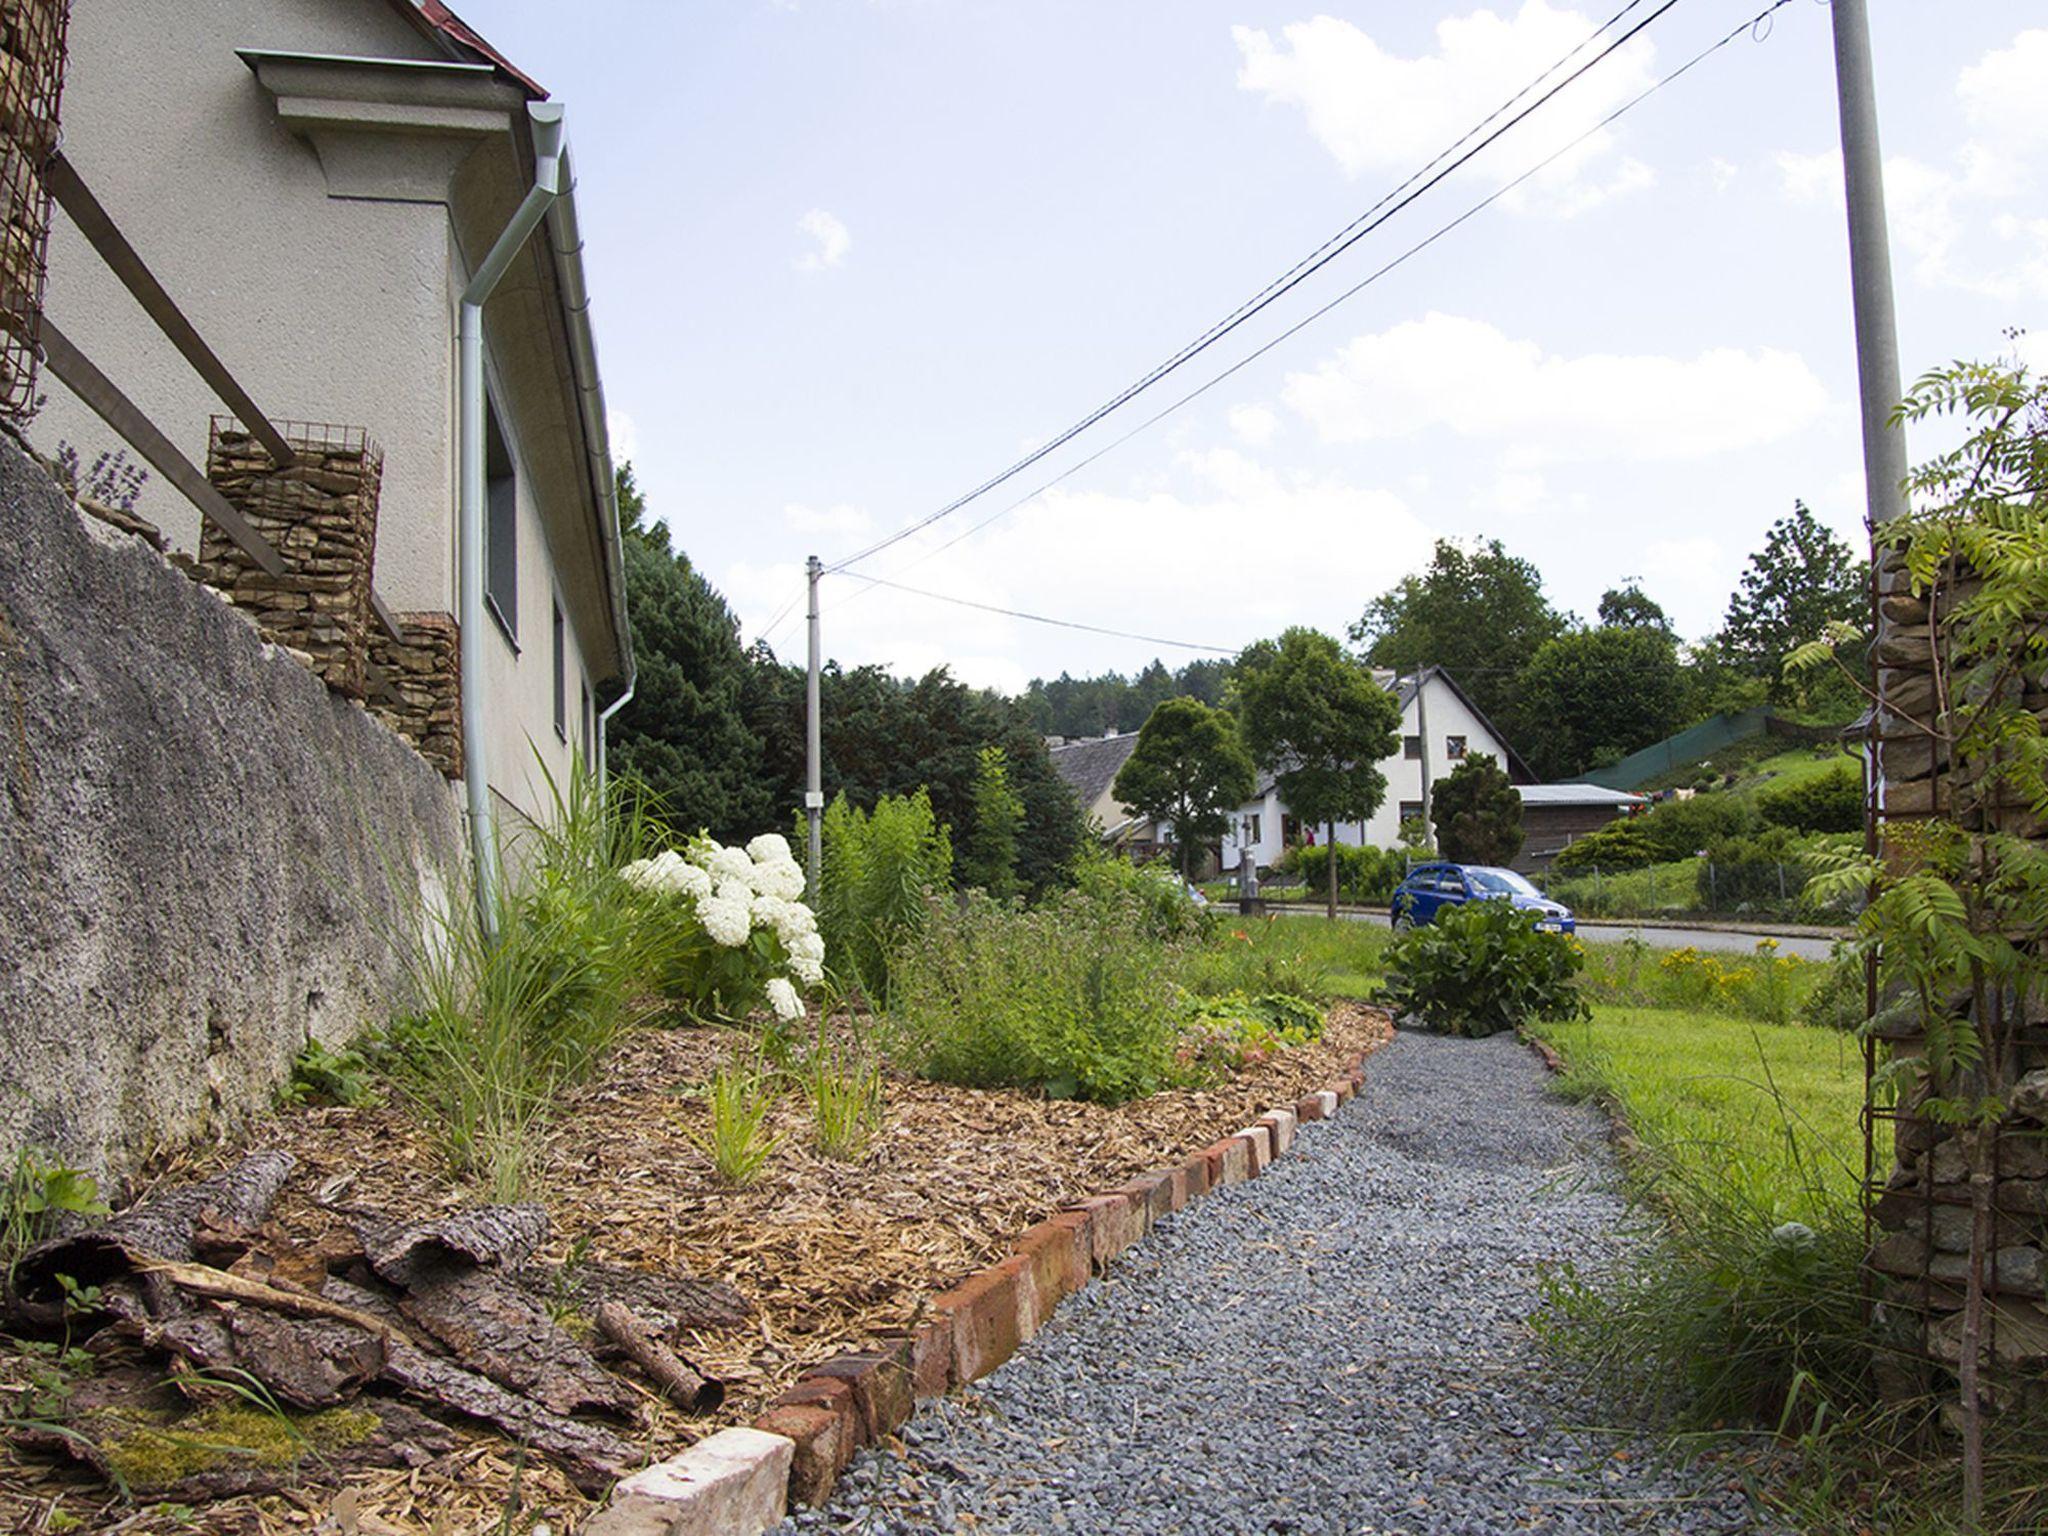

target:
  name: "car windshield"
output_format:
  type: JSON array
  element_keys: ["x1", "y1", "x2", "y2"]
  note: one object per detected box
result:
[{"x1": 1466, "y1": 867, "x2": 1541, "y2": 898}]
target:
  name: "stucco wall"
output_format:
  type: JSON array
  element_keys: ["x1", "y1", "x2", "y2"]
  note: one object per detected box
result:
[{"x1": 0, "y1": 434, "x2": 464, "y2": 1181}]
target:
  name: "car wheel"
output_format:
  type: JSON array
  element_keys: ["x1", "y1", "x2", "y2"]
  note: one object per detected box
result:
[{"x1": 1392, "y1": 910, "x2": 1413, "y2": 932}]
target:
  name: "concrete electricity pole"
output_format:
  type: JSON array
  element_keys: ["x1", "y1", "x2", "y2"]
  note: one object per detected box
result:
[
  {"x1": 805, "y1": 554, "x2": 824, "y2": 897},
  {"x1": 1830, "y1": 0, "x2": 1910, "y2": 530}
]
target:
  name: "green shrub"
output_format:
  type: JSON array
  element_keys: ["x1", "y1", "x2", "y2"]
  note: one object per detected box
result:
[
  {"x1": 1072, "y1": 847, "x2": 1209, "y2": 939},
  {"x1": 1290, "y1": 843, "x2": 1406, "y2": 905},
  {"x1": 280, "y1": 1040, "x2": 379, "y2": 1108},
  {"x1": 1551, "y1": 818, "x2": 1663, "y2": 873},
  {"x1": 1179, "y1": 991, "x2": 1325, "y2": 1071},
  {"x1": 1562, "y1": 792, "x2": 1768, "y2": 873},
  {"x1": 1800, "y1": 943, "x2": 1868, "y2": 1032},
  {"x1": 1759, "y1": 759, "x2": 1864, "y2": 835},
  {"x1": 812, "y1": 789, "x2": 953, "y2": 1004},
  {"x1": 1380, "y1": 899, "x2": 1588, "y2": 1037},
  {"x1": 1698, "y1": 826, "x2": 1811, "y2": 913},
  {"x1": 885, "y1": 888, "x2": 1183, "y2": 1103}
]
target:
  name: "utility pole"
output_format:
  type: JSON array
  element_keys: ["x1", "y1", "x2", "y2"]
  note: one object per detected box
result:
[
  {"x1": 1830, "y1": 0, "x2": 1910, "y2": 530},
  {"x1": 805, "y1": 554, "x2": 824, "y2": 898}
]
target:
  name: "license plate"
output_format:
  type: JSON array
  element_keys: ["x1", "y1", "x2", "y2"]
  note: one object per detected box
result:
[{"x1": 1536, "y1": 920, "x2": 1562, "y2": 932}]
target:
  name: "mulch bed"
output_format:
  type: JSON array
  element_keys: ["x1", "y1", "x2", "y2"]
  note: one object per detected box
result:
[{"x1": 1, "y1": 1004, "x2": 1390, "y2": 1535}]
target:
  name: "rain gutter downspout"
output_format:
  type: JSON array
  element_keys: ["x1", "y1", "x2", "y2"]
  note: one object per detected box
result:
[
  {"x1": 541, "y1": 140, "x2": 636, "y2": 791},
  {"x1": 460, "y1": 101, "x2": 566, "y2": 938}
]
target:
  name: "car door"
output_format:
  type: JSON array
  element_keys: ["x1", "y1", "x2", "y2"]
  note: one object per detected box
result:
[
  {"x1": 1433, "y1": 866, "x2": 1472, "y2": 919},
  {"x1": 1412, "y1": 864, "x2": 1452, "y2": 923}
]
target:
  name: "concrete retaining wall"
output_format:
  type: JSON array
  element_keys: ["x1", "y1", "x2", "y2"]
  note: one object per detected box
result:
[{"x1": 0, "y1": 432, "x2": 464, "y2": 1182}]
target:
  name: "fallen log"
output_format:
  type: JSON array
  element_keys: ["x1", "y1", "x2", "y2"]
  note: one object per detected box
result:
[
  {"x1": 514, "y1": 1259, "x2": 751, "y2": 1336},
  {"x1": 595, "y1": 1300, "x2": 724, "y2": 1414},
  {"x1": 399, "y1": 1269, "x2": 640, "y2": 1421},
  {"x1": 360, "y1": 1205, "x2": 548, "y2": 1288}
]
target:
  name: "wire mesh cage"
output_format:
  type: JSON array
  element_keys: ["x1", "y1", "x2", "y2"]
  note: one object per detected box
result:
[{"x1": 0, "y1": 0, "x2": 67, "y2": 419}]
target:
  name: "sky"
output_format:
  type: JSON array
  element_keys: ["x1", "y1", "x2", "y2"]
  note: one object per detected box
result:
[{"x1": 462, "y1": 0, "x2": 2048, "y2": 696}]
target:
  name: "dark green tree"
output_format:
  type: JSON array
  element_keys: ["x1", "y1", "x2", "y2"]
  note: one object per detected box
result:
[
  {"x1": 1235, "y1": 628, "x2": 1403, "y2": 919},
  {"x1": 1350, "y1": 538, "x2": 1569, "y2": 737},
  {"x1": 1514, "y1": 626, "x2": 1689, "y2": 780},
  {"x1": 1110, "y1": 697, "x2": 1258, "y2": 879},
  {"x1": 1431, "y1": 754, "x2": 1524, "y2": 866},
  {"x1": 1597, "y1": 583, "x2": 1671, "y2": 632},
  {"x1": 1719, "y1": 500, "x2": 1870, "y2": 706},
  {"x1": 961, "y1": 744, "x2": 1024, "y2": 899},
  {"x1": 606, "y1": 465, "x2": 775, "y2": 837}
]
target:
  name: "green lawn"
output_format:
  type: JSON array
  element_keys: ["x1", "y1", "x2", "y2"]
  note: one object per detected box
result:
[{"x1": 1533, "y1": 1005, "x2": 1866, "y2": 1224}]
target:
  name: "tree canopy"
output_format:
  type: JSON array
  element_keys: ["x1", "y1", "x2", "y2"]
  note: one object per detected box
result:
[
  {"x1": 1236, "y1": 628, "x2": 1403, "y2": 916},
  {"x1": 1514, "y1": 624, "x2": 1690, "y2": 781},
  {"x1": 1021, "y1": 657, "x2": 1234, "y2": 738},
  {"x1": 1111, "y1": 697, "x2": 1258, "y2": 879},
  {"x1": 1719, "y1": 500, "x2": 1870, "y2": 704},
  {"x1": 1431, "y1": 754, "x2": 1525, "y2": 866}
]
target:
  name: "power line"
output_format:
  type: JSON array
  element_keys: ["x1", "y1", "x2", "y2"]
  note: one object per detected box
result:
[
  {"x1": 826, "y1": 0, "x2": 1684, "y2": 576},
  {"x1": 813, "y1": 0, "x2": 1801, "y2": 622},
  {"x1": 833, "y1": 571, "x2": 1240, "y2": 654}
]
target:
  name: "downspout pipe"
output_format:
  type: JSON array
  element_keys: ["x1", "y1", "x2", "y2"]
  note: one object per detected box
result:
[
  {"x1": 460, "y1": 101, "x2": 566, "y2": 938},
  {"x1": 541, "y1": 140, "x2": 636, "y2": 792}
]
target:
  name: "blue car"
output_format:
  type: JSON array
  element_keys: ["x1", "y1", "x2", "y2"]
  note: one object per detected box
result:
[{"x1": 1390, "y1": 862, "x2": 1575, "y2": 934}]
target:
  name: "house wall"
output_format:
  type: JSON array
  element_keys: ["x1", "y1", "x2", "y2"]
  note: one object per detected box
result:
[
  {"x1": 1219, "y1": 676, "x2": 1516, "y2": 873},
  {"x1": 0, "y1": 437, "x2": 464, "y2": 1182},
  {"x1": 30, "y1": 0, "x2": 617, "y2": 826}
]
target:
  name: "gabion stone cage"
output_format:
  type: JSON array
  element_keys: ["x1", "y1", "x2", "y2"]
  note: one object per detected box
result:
[{"x1": 0, "y1": 0, "x2": 67, "y2": 419}]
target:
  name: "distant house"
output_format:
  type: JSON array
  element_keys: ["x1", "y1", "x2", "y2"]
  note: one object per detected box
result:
[
  {"x1": 1050, "y1": 668, "x2": 1535, "y2": 873},
  {"x1": 1515, "y1": 784, "x2": 1647, "y2": 870}
]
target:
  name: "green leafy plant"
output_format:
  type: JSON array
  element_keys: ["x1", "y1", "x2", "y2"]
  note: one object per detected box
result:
[
  {"x1": 688, "y1": 1057, "x2": 781, "y2": 1186},
  {"x1": 960, "y1": 744, "x2": 1024, "y2": 900},
  {"x1": 280, "y1": 1039, "x2": 380, "y2": 1108},
  {"x1": 1380, "y1": 899, "x2": 1588, "y2": 1038},
  {"x1": 1288, "y1": 843, "x2": 1406, "y2": 906},
  {"x1": 1759, "y1": 758, "x2": 1865, "y2": 835},
  {"x1": 4, "y1": 1150, "x2": 109, "y2": 1282},
  {"x1": 811, "y1": 788, "x2": 953, "y2": 1004},
  {"x1": 1072, "y1": 846, "x2": 1210, "y2": 940},
  {"x1": 797, "y1": 1024, "x2": 884, "y2": 1162}
]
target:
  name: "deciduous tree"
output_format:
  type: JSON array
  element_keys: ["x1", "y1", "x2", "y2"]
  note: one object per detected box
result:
[
  {"x1": 1719, "y1": 500, "x2": 1869, "y2": 705},
  {"x1": 1111, "y1": 697, "x2": 1258, "y2": 880}
]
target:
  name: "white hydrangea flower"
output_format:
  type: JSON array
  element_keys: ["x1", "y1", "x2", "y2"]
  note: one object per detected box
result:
[
  {"x1": 788, "y1": 929, "x2": 825, "y2": 963},
  {"x1": 703, "y1": 844, "x2": 757, "y2": 892},
  {"x1": 747, "y1": 832, "x2": 794, "y2": 866},
  {"x1": 619, "y1": 857, "x2": 659, "y2": 891},
  {"x1": 790, "y1": 953, "x2": 824, "y2": 986},
  {"x1": 716, "y1": 877, "x2": 756, "y2": 906},
  {"x1": 698, "y1": 894, "x2": 752, "y2": 948},
  {"x1": 750, "y1": 856, "x2": 807, "y2": 901},
  {"x1": 765, "y1": 976, "x2": 804, "y2": 1021},
  {"x1": 673, "y1": 861, "x2": 714, "y2": 900}
]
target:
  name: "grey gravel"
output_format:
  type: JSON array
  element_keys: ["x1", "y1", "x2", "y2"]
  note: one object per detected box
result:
[{"x1": 778, "y1": 1032, "x2": 1769, "y2": 1535}]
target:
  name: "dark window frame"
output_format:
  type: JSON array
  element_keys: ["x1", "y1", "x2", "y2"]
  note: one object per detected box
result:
[
  {"x1": 483, "y1": 397, "x2": 519, "y2": 647},
  {"x1": 1403, "y1": 735, "x2": 1423, "y2": 760},
  {"x1": 551, "y1": 596, "x2": 566, "y2": 741}
]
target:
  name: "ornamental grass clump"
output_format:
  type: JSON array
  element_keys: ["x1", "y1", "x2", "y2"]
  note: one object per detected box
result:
[
  {"x1": 689, "y1": 1057, "x2": 781, "y2": 1187},
  {"x1": 622, "y1": 832, "x2": 825, "y2": 1023}
]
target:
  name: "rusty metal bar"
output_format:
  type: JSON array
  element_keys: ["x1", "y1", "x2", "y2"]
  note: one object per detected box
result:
[
  {"x1": 45, "y1": 151, "x2": 297, "y2": 469},
  {"x1": 370, "y1": 589, "x2": 404, "y2": 645},
  {"x1": 40, "y1": 317, "x2": 287, "y2": 578}
]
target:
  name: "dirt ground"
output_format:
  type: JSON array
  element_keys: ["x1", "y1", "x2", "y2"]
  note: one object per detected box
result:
[{"x1": 1, "y1": 1005, "x2": 1390, "y2": 1535}]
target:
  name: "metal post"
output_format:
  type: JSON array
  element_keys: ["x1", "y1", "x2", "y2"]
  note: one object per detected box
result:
[
  {"x1": 1830, "y1": 0, "x2": 1911, "y2": 531},
  {"x1": 804, "y1": 554, "x2": 824, "y2": 898}
]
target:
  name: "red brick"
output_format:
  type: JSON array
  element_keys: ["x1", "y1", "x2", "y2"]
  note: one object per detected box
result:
[
  {"x1": 807, "y1": 1345, "x2": 915, "y2": 1444},
  {"x1": 885, "y1": 1318, "x2": 954, "y2": 1399},
  {"x1": 1236, "y1": 1126, "x2": 1273, "y2": 1175},
  {"x1": 1118, "y1": 1171, "x2": 1177, "y2": 1223},
  {"x1": 1332, "y1": 1078, "x2": 1356, "y2": 1105},
  {"x1": 1295, "y1": 1092, "x2": 1325, "y2": 1123},
  {"x1": 1071, "y1": 1192, "x2": 1143, "y2": 1269},
  {"x1": 1154, "y1": 1165, "x2": 1189, "y2": 1213},
  {"x1": 1260, "y1": 1107, "x2": 1298, "y2": 1157},
  {"x1": 1181, "y1": 1151, "x2": 1214, "y2": 1201},
  {"x1": 753, "y1": 1402, "x2": 851, "y2": 1507},
  {"x1": 1016, "y1": 1215, "x2": 1089, "y2": 1307},
  {"x1": 933, "y1": 1254, "x2": 1038, "y2": 1382},
  {"x1": 1208, "y1": 1136, "x2": 1251, "y2": 1185}
]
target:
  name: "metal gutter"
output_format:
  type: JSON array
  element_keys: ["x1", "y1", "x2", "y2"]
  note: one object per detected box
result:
[
  {"x1": 459, "y1": 101, "x2": 565, "y2": 937},
  {"x1": 541, "y1": 139, "x2": 636, "y2": 789}
]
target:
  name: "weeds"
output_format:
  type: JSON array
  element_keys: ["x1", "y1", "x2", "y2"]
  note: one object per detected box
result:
[
  {"x1": 3, "y1": 1150, "x2": 108, "y2": 1285},
  {"x1": 688, "y1": 1057, "x2": 781, "y2": 1186},
  {"x1": 279, "y1": 1039, "x2": 379, "y2": 1108},
  {"x1": 799, "y1": 1028, "x2": 883, "y2": 1162}
]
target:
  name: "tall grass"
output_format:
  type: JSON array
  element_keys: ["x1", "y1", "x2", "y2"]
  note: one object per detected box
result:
[
  {"x1": 687, "y1": 1057, "x2": 781, "y2": 1186},
  {"x1": 378, "y1": 757, "x2": 673, "y2": 1199}
]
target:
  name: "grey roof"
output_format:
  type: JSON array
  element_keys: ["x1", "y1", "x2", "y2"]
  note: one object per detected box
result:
[
  {"x1": 1048, "y1": 733, "x2": 1140, "y2": 809},
  {"x1": 1518, "y1": 783, "x2": 1647, "y2": 807}
]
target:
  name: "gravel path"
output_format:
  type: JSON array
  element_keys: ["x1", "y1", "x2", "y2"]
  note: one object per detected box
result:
[{"x1": 779, "y1": 1031, "x2": 1768, "y2": 1535}]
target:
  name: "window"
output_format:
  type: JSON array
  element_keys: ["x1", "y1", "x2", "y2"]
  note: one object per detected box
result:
[
  {"x1": 551, "y1": 597, "x2": 566, "y2": 739},
  {"x1": 1399, "y1": 800, "x2": 1424, "y2": 824},
  {"x1": 1403, "y1": 735, "x2": 1423, "y2": 760},
  {"x1": 1244, "y1": 813, "x2": 1262, "y2": 844},
  {"x1": 484, "y1": 399, "x2": 518, "y2": 641},
  {"x1": 1445, "y1": 734, "x2": 1468, "y2": 760}
]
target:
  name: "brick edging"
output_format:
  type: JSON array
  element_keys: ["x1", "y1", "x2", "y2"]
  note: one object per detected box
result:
[{"x1": 587, "y1": 1051, "x2": 1374, "y2": 1528}]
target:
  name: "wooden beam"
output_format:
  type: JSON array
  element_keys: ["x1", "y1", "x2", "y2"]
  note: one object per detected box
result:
[{"x1": 46, "y1": 152, "x2": 298, "y2": 469}]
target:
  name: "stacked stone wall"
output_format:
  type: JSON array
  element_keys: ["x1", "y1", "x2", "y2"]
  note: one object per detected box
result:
[
  {"x1": 369, "y1": 610, "x2": 461, "y2": 779},
  {"x1": 0, "y1": 0, "x2": 65, "y2": 417},
  {"x1": 192, "y1": 421, "x2": 382, "y2": 697}
]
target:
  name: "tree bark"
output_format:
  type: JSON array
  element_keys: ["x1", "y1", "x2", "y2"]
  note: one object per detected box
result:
[{"x1": 595, "y1": 1299, "x2": 724, "y2": 1413}]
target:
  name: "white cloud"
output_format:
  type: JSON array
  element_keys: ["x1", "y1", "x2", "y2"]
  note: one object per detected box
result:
[
  {"x1": 1234, "y1": 2, "x2": 1659, "y2": 218},
  {"x1": 607, "y1": 408, "x2": 640, "y2": 464},
  {"x1": 1958, "y1": 29, "x2": 2048, "y2": 149},
  {"x1": 794, "y1": 208, "x2": 850, "y2": 271},
  {"x1": 725, "y1": 447, "x2": 1436, "y2": 689},
  {"x1": 1708, "y1": 157, "x2": 1739, "y2": 193},
  {"x1": 1227, "y1": 403, "x2": 1280, "y2": 447},
  {"x1": 783, "y1": 501, "x2": 873, "y2": 536},
  {"x1": 1478, "y1": 470, "x2": 1549, "y2": 518},
  {"x1": 1281, "y1": 312, "x2": 1828, "y2": 464}
]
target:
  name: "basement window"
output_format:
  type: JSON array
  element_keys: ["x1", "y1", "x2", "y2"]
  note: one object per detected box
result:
[{"x1": 485, "y1": 399, "x2": 518, "y2": 643}]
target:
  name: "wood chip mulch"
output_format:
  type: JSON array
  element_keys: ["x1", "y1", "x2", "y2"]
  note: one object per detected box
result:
[{"x1": 1, "y1": 1004, "x2": 1390, "y2": 1536}]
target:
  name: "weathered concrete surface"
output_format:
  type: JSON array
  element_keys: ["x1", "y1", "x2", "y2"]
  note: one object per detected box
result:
[{"x1": 0, "y1": 433, "x2": 463, "y2": 1182}]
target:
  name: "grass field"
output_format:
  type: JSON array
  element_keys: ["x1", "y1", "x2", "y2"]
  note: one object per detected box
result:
[{"x1": 1534, "y1": 1005, "x2": 1865, "y2": 1225}]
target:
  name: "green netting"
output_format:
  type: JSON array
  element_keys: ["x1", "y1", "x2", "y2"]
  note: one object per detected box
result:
[{"x1": 1580, "y1": 709, "x2": 1771, "y2": 791}]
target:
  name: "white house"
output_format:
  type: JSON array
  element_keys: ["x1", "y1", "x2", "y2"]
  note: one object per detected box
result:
[{"x1": 1217, "y1": 666, "x2": 1530, "y2": 874}]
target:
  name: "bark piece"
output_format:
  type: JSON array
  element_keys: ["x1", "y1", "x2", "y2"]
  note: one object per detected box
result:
[
  {"x1": 595, "y1": 1300, "x2": 725, "y2": 1414},
  {"x1": 11, "y1": 1150, "x2": 295, "y2": 1307},
  {"x1": 399, "y1": 1269, "x2": 640, "y2": 1421},
  {"x1": 324, "y1": 1277, "x2": 635, "y2": 1492},
  {"x1": 152, "y1": 1306, "x2": 385, "y2": 1410},
  {"x1": 360, "y1": 1204, "x2": 548, "y2": 1287},
  {"x1": 515, "y1": 1259, "x2": 752, "y2": 1335}
]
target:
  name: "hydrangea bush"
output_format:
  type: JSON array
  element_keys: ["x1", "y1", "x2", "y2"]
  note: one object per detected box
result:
[{"x1": 622, "y1": 832, "x2": 825, "y2": 1021}]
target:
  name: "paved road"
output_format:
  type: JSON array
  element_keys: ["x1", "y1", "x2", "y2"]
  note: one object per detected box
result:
[
  {"x1": 1266, "y1": 906, "x2": 1840, "y2": 961},
  {"x1": 782, "y1": 1033, "x2": 1770, "y2": 1535}
]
